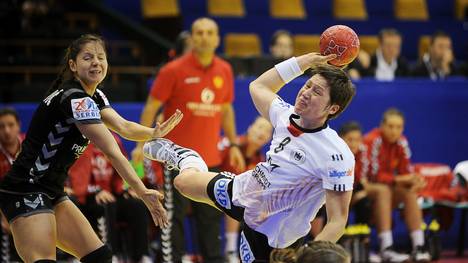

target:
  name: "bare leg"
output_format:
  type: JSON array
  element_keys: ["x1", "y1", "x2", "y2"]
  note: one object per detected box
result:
[
  {"x1": 10, "y1": 213, "x2": 56, "y2": 262},
  {"x1": 393, "y1": 186, "x2": 422, "y2": 232},
  {"x1": 366, "y1": 183, "x2": 392, "y2": 233},
  {"x1": 54, "y1": 200, "x2": 104, "y2": 259},
  {"x1": 173, "y1": 168, "x2": 219, "y2": 207}
]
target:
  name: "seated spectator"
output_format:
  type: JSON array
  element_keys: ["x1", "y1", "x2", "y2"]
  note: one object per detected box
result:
[
  {"x1": 270, "y1": 241, "x2": 351, "y2": 263},
  {"x1": 346, "y1": 50, "x2": 371, "y2": 80},
  {"x1": 0, "y1": 108, "x2": 23, "y2": 262},
  {"x1": 270, "y1": 30, "x2": 294, "y2": 59},
  {"x1": 372, "y1": 28, "x2": 409, "y2": 81},
  {"x1": 167, "y1": 30, "x2": 193, "y2": 60},
  {"x1": 68, "y1": 134, "x2": 152, "y2": 263},
  {"x1": 364, "y1": 108, "x2": 430, "y2": 262},
  {"x1": 219, "y1": 117, "x2": 273, "y2": 263},
  {"x1": 338, "y1": 121, "x2": 370, "y2": 225},
  {"x1": 411, "y1": 31, "x2": 458, "y2": 80}
]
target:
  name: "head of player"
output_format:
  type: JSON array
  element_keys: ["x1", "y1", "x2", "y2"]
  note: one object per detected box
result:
[
  {"x1": 380, "y1": 108, "x2": 405, "y2": 143},
  {"x1": 269, "y1": 241, "x2": 351, "y2": 263},
  {"x1": 293, "y1": 65, "x2": 355, "y2": 129},
  {"x1": 338, "y1": 121, "x2": 363, "y2": 155},
  {"x1": 47, "y1": 34, "x2": 108, "y2": 96}
]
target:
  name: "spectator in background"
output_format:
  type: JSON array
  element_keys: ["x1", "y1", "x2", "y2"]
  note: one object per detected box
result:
[
  {"x1": 411, "y1": 31, "x2": 458, "y2": 80},
  {"x1": 364, "y1": 108, "x2": 430, "y2": 263},
  {"x1": 0, "y1": 108, "x2": 22, "y2": 262},
  {"x1": 371, "y1": 28, "x2": 409, "y2": 81},
  {"x1": 347, "y1": 28, "x2": 409, "y2": 81},
  {"x1": 338, "y1": 122, "x2": 370, "y2": 225},
  {"x1": 132, "y1": 17, "x2": 245, "y2": 263},
  {"x1": 270, "y1": 30, "x2": 294, "y2": 59},
  {"x1": 69, "y1": 135, "x2": 152, "y2": 263},
  {"x1": 219, "y1": 117, "x2": 273, "y2": 263},
  {"x1": 168, "y1": 30, "x2": 193, "y2": 60}
]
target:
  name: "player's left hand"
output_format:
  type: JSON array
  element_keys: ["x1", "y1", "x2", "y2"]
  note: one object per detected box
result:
[
  {"x1": 229, "y1": 146, "x2": 246, "y2": 172},
  {"x1": 140, "y1": 189, "x2": 169, "y2": 228},
  {"x1": 151, "y1": 109, "x2": 183, "y2": 139}
]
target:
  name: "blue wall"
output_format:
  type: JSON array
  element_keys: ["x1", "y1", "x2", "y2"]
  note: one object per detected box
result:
[{"x1": 2, "y1": 78, "x2": 467, "y2": 168}]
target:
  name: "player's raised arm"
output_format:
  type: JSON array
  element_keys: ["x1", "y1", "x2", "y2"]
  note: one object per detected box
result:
[{"x1": 249, "y1": 53, "x2": 336, "y2": 120}]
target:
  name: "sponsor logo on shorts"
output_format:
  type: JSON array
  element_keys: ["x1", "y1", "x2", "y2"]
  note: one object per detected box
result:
[
  {"x1": 239, "y1": 231, "x2": 255, "y2": 263},
  {"x1": 214, "y1": 178, "x2": 231, "y2": 209}
]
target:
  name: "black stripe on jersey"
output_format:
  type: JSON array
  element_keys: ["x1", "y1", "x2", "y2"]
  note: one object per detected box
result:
[
  {"x1": 60, "y1": 88, "x2": 85, "y2": 103},
  {"x1": 333, "y1": 184, "x2": 347, "y2": 192}
]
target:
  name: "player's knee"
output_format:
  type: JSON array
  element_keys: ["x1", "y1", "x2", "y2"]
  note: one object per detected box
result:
[
  {"x1": 34, "y1": 260, "x2": 56, "y2": 263},
  {"x1": 80, "y1": 245, "x2": 112, "y2": 263},
  {"x1": 174, "y1": 173, "x2": 190, "y2": 194}
]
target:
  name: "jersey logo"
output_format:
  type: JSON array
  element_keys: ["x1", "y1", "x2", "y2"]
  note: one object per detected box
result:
[
  {"x1": 274, "y1": 137, "x2": 291, "y2": 153},
  {"x1": 290, "y1": 149, "x2": 306, "y2": 164},
  {"x1": 329, "y1": 169, "x2": 353, "y2": 178},
  {"x1": 213, "y1": 75, "x2": 224, "y2": 89},
  {"x1": 184, "y1": 77, "x2": 200, "y2": 84},
  {"x1": 71, "y1": 97, "x2": 100, "y2": 120}
]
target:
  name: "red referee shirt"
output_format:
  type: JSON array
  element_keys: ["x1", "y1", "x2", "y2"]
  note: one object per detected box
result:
[{"x1": 149, "y1": 52, "x2": 234, "y2": 167}]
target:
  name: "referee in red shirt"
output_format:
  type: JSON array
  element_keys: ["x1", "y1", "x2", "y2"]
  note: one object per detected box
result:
[{"x1": 133, "y1": 18, "x2": 245, "y2": 263}]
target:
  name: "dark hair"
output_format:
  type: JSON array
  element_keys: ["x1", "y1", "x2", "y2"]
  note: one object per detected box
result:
[
  {"x1": 270, "y1": 248, "x2": 297, "y2": 263},
  {"x1": 296, "y1": 241, "x2": 350, "y2": 263},
  {"x1": 310, "y1": 65, "x2": 356, "y2": 120},
  {"x1": 338, "y1": 121, "x2": 362, "y2": 137},
  {"x1": 430, "y1": 30, "x2": 451, "y2": 45},
  {"x1": 381, "y1": 107, "x2": 405, "y2": 124},
  {"x1": 378, "y1": 28, "x2": 401, "y2": 43},
  {"x1": 47, "y1": 34, "x2": 107, "y2": 95},
  {"x1": 0, "y1": 108, "x2": 20, "y2": 123},
  {"x1": 270, "y1": 30, "x2": 293, "y2": 48},
  {"x1": 174, "y1": 31, "x2": 191, "y2": 56}
]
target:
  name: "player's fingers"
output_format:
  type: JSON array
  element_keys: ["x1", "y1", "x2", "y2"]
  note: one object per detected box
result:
[{"x1": 324, "y1": 54, "x2": 337, "y2": 61}]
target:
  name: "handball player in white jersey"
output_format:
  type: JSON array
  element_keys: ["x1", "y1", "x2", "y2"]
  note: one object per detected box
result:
[{"x1": 144, "y1": 53, "x2": 356, "y2": 263}]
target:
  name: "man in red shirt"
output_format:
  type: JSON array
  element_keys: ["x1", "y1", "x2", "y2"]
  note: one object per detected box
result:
[
  {"x1": 0, "y1": 108, "x2": 23, "y2": 262},
  {"x1": 364, "y1": 108, "x2": 429, "y2": 262},
  {"x1": 133, "y1": 17, "x2": 245, "y2": 263}
]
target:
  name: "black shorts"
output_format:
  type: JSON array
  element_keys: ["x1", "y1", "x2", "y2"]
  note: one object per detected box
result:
[
  {"x1": 0, "y1": 190, "x2": 69, "y2": 223},
  {"x1": 207, "y1": 172, "x2": 304, "y2": 262}
]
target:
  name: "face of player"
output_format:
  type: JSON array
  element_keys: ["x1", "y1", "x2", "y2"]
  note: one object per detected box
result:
[
  {"x1": 247, "y1": 118, "x2": 273, "y2": 148},
  {"x1": 271, "y1": 34, "x2": 294, "y2": 59},
  {"x1": 381, "y1": 115, "x2": 404, "y2": 144},
  {"x1": 381, "y1": 34, "x2": 401, "y2": 62},
  {"x1": 294, "y1": 74, "x2": 339, "y2": 126},
  {"x1": 430, "y1": 36, "x2": 452, "y2": 63},
  {"x1": 0, "y1": 114, "x2": 20, "y2": 146},
  {"x1": 341, "y1": 130, "x2": 362, "y2": 155},
  {"x1": 69, "y1": 41, "x2": 108, "y2": 89},
  {"x1": 191, "y1": 19, "x2": 220, "y2": 55}
]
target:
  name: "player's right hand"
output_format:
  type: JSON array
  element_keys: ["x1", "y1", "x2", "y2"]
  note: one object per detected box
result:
[{"x1": 140, "y1": 189, "x2": 169, "y2": 228}]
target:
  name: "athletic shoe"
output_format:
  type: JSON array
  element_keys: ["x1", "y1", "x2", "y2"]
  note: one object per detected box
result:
[
  {"x1": 380, "y1": 246, "x2": 411, "y2": 263},
  {"x1": 143, "y1": 138, "x2": 208, "y2": 172},
  {"x1": 412, "y1": 246, "x2": 431, "y2": 262}
]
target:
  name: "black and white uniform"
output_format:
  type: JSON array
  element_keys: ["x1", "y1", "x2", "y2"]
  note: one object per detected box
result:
[
  {"x1": 207, "y1": 97, "x2": 355, "y2": 262},
  {"x1": 0, "y1": 79, "x2": 110, "y2": 223}
]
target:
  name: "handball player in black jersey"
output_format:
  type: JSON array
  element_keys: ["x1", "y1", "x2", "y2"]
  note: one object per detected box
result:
[{"x1": 0, "y1": 34, "x2": 182, "y2": 263}]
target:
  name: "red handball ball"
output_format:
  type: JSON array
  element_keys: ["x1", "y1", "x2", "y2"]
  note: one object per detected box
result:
[{"x1": 319, "y1": 25, "x2": 360, "y2": 67}]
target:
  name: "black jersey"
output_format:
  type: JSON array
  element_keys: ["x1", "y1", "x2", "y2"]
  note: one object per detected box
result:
[{"x1": 0, "y1": 79, "x2": 111, "y2": 196}]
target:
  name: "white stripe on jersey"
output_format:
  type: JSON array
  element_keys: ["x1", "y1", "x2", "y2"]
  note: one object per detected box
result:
[{"x1": 232, "y1": 97, "x2": 354, "y2": 248}]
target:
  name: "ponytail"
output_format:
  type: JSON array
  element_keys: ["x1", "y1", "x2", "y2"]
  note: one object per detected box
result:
[{"x1": 270, "y1": 249, "x2": 297, "y2": 263}]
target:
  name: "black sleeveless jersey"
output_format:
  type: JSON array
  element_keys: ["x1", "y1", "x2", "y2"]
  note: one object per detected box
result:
[{"x1": 0, "y1": 79, "x2": 111, "y2": 197}]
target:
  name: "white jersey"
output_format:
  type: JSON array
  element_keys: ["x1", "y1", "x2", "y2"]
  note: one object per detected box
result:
[{"x1": 232, "y1": 97, "x2": 355, "y2": 248}]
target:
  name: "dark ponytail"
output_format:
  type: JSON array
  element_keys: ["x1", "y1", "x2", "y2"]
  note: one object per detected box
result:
[{"x1": 47, "y1": 34, "x2": 107, "y2": 95}]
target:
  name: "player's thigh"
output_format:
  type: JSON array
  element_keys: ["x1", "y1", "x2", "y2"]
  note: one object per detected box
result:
[
  {"x1": 174, "y1": 170, "x2": 219, "y2": 205},
  {"x1": 392, "y1": 185, "x2": 416, "y2": 206},
  {"x1": 10, "y1": 213, "x2": 57, "y2": 262},
  {"x1": 54, "y1": 200, "x2": 104, "y2": 258}
]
